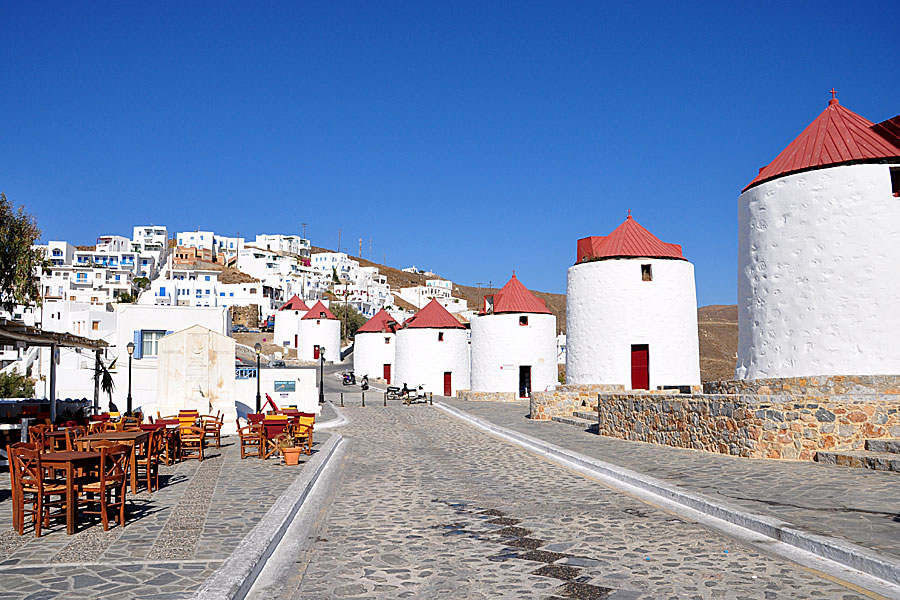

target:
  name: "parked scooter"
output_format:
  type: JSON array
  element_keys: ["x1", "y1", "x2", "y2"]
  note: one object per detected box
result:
[
  {"x1": 342, "y1": 371, "x2": 356, "y2": 385},
  {"x1": 360, "y1": 375, "x2": 369, "y2": 391}
]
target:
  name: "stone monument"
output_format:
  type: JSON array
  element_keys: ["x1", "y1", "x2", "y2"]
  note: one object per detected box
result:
[{"x1": 157, "y1": 325, "x2": 238, "y2": 434}]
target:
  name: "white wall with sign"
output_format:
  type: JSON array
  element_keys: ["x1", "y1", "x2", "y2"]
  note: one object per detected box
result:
[{"x1": 235, "y1": 367, "x2": 318, "y2": 415}]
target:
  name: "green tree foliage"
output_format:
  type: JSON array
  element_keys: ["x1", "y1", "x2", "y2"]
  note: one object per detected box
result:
[
  {"x1": 0, "y1": 193, "x2": 42, "y2": 313},
  {"x1": 117, "y1": 292, "x2": 137, "y2": 304},
  {"x1": 331, "y1": 267, "x2": 340, "y2": 284},
  {"x1": 330, "y1": 303, "x2": 367, "y2": 340},
  {"x1": 92, "y1": 356, "x2": 116, "y2": 406},
  {"x1": 0, "y1": 372, "x2": 36, "y2": 398},
  {"x1": 133, "y1": 276, "x2": 150, "y2": 290}
]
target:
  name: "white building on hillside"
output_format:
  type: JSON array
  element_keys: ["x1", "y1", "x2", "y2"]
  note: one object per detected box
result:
[
  {"x1": 566, "y1": 214, "x2": 700, "y2": 390},
  {"x1": 131, "y1": 225, "x2": 168, "y2": 277},
  {"x1": 736, "y1": 95, "x2": 900, "y2": 380},
  {"x1": 353, "y1": 309, "x2": 400, "y2": 383},
  {"x1": 394, "y1": 299, "x2": 469, "y2": 396},
  {"x1": 470, "y1": 274, "x2": 557, "y2": 397},
  {"x1": 255, "y1": 234, "x2": 310, "y2": 259},
  {"x1": 298, "y1": 301, "x2": 340, "y2": 363}
]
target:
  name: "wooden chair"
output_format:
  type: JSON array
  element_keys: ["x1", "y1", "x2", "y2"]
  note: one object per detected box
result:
[
  {"x1": 27, "y1": 424, "x2": 52, "y2": 450},
  {"x1": 7, "y1": 443, "x2": 67, "y2": 537},
  {"x1": 121, "y1": 416, "x2": 141, "y2": 431},
  {"x1": 135, "y1": 429, "x2": 162, "y2": 493},
  {"x1": 237, "y1": 419, "x2": 262, "y2": 459},
  {"x1": 291, "y1": 413, "x2": 315, "y2": 455},
  {"x1": 201, "y1": 413, "x2": 223, "y2": 448},
  {"x1": 247, "y1": 413, "x2": 265, "y2": 425},
  {"x1": 179, "y1": 426, "x2": 204, "y2": 461},
  {"x1": 64, "y1": 426, "x2": 87, "y2": 451},
  {"x1": 78, "y1": 444, "x2": 129, "y2": 531},
  {"x1": 87, "y1": 421, "x2": 107, "y2": 434},
  {"x1": 262, "y1": 416, "x2": 290, "y2": 459}
]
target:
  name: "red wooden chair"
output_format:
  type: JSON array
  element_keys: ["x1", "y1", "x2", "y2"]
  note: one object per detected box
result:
[{"x1": 262, "y1": 416, "x2": 290, "y2": 459}]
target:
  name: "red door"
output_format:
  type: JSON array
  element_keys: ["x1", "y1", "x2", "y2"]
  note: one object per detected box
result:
[
  {"x1": 313, "y1": 345, "x2": 320, "y2": 360},
  {"x1": 294, "y1": 334, "x2": 298, "y2": 348},
  {"x1": 631, "y1": 344, "x2": 649, "y2": 390},
  {"x1": 443, "y1": 372, "x2": 452, "y2": 396},
  {"x1": 383, "y1": 364, "x2": 391, "y2": 384}
]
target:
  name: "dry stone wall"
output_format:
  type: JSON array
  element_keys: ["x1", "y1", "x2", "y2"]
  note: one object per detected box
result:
[
  {"x1": 530, "y1": 384, "x2": 623, "y2": 421},
  {"x1": 704, "y1": 375, "x2": 900, "y2": 396},
  {"x1": 595, "y1": 391, "x2": 900, "y2": 460},
  {"x1": 457, "y1": 390, "x2": 518, "y2": 403}
]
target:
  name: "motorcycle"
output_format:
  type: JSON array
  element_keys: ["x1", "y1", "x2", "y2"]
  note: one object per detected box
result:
[
  {"x1": 342, "y1": 371, "x2": 356, "y2": 385},
  {"x1": 360, "y1": 375, "x2": 369, "y2": 391}
]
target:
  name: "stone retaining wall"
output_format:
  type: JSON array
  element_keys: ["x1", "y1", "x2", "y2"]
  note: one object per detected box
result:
[
  {"x1": 530, "y1": 384, "x2": 624, "y2": 421},
  {"x1": 457, "y1": 390, "x2": 518, "y2": 403},
  {"x1": 704, "y1": 375, "x2": 900, "y2": 396},
  {"x1": 595, "y1": 392, "x2": 900, "y2": 460}
]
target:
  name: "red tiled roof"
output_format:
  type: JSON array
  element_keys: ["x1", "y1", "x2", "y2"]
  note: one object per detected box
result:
[
  {"x1": 487, "y1": 274, "x2": 551, "y2": 315},
  {"x1": 403, "y1": 299, "x2": 465, "y2": 329},
  {"x1": 576, "y1": 214, "x2": 685, "y2": 263},
  {"x1": 356, "y1": 308, "x2": 400, "y2": 334},
  {"x1": 301, "y1": 300, "x2": 337, "y2": 320},
  {"x1": 744, "y1": 98, "x2": 900, "y2": 192},
  {"x1": 278, "y1": 295, "x2": 309, "y2": 312}
]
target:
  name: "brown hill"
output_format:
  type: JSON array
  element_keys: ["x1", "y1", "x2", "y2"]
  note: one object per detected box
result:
[{"x1": 310, "y1": 247, "x2": 737, "y2": 381}]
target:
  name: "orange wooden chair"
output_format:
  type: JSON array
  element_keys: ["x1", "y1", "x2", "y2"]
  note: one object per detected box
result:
[
  {"x1": 237, "y1": 418, "x2": 263, "y2": 459},
  {"x1": 7, "y1": 443, "x2": 67, "y2": 537},
  {"x1": 78, "y1": 444, "x2": 130, "y2": 531},
  {"x1": 179, "y1": 426, "x2": 204, "y2": 461}
]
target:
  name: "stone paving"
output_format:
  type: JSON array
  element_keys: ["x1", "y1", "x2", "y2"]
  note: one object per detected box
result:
[
  {"x1": 290, "y1": 402, "x2": 872, "y2": 599},
  {"x1": 443, "y1": 398, "x2": 900, "y2": 563},
  {"x1": 0, "y1": 430, "x2": 331, "y2": 599}
]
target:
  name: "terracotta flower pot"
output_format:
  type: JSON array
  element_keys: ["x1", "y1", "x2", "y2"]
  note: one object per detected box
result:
[{"x1": 282, "y1": 447, "x2": 302, "y2": 466}]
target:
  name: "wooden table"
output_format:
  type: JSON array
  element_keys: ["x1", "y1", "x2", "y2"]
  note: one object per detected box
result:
[
  {"x1": 40, "y1": 450, "x2": 101, "y2": 535},
  {"x1": 44, "y1": 430, "x2": 70, "y2": 451},
  {"x1": 81, "y1": 430, "x2": 149, "y2": 492}
]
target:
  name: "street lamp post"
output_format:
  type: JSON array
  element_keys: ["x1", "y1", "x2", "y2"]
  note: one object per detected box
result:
[
  {"x1": 126, "y1": 342, "x2": 135, "y2": 415},
  {"x1": 254, "y1": 343, "x2": 262, "y2": 413},
  {"x1": 319, "y1": 345, "x2": 325, "y2": 404}
]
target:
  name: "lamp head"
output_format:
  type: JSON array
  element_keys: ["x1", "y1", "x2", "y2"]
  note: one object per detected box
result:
[
  {"x1": 254, "y1": 342, "x2": 261, "y2": 355},
  {"x1": 126, "y1": 342, "x2": 135, "y2": 356}
]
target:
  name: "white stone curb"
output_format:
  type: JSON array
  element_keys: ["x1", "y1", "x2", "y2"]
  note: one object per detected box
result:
[
  {"x1": 435, "y1": 401, "x2": 900, "y2": 589},
  {"x1": 315, "y1": 400, "x2": 349, "y2": 430},
  {"x1": 196, "y1": 433, "x2": 345, "y2": 600}
]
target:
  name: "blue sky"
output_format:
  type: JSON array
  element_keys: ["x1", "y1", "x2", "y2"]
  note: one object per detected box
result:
[{"x1": 2, "y1": 1, "x2": 898, "y2": 305}]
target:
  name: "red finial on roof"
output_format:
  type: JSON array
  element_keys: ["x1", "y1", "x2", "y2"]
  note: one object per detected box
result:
[
  {"x1": 627, "y1": 209, "x2": 632, "y2": 219},
  {"x1": 512, "y1": 269, "x2": 516, "y2": 277},
  {"x1": 829, "y1": 88, "x2": 838, "y2": 105}
]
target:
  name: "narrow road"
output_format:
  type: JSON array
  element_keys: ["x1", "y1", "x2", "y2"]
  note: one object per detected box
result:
[{"x1": 259, "y1": 399, "x2": 874, "y2": 599}]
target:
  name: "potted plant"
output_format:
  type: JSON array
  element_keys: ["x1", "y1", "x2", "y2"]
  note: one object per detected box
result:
[{"x1": 274, "y1": 435, "x2": 303, "y2": 466}]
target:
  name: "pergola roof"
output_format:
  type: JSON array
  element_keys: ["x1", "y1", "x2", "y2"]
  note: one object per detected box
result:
[{"x1": 0, "y1": 319, "x2": 108, "y2": 350}]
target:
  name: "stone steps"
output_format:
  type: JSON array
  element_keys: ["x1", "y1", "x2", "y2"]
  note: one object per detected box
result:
[
  {"x1": 865, "y1": 439, "x2": 900, "y2": 454},
  {"x1": 551, "y1": 414, "x2": 597, "y2": 433},
  {"x1": 814, "y1": 450, "x2": 900, "y2": 473},
  {"x1": 573, "y1": 410, "x2": 597, "y2": 421}
]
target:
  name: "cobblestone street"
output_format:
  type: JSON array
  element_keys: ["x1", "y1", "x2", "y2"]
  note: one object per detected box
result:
[{"x1": 289, "y1": 402, "x2": 874, "y2": 599}]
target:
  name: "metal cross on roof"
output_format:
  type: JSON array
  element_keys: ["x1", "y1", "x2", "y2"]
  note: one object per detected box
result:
[{"x1": 830, "y1": 88, "x2": 837, "y2": 100}]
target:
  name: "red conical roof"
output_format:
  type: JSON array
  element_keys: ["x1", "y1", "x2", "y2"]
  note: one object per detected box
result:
[
  {"x1": 301, "y1": 300, "x2": 337, "y2": 320},
  {"x1": 488, "y1": 274, "x2": 551, "y2": 315},
  {"x1": 356, "y1": 308, "x2": 400, "y2": 333},
  {"x1": 278, "y1": 295, "x2": 309, "y2": 312},
  {"x1": 576, "y1": 214, "x2": 685, "y2": 264},
  {"x1": 744, "y1": 97, "x2": 900, "y2": 192},
  {"x1": 404, "y1": 299, "x2": 465, "y2": 329}
]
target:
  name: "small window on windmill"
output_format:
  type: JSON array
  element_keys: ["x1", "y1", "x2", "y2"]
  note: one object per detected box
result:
[
  {"x1": 519, "y1": 316, "x2": 528, "y2": 326},
  {"x1": 483, "y1": 295, "x2": 494, "y2": 314},
  {"x1": 438, "y1": 332, "x2": 444, "y2": 342},
  {"x1": 641, "y1": 264, "x2": 652, "y2": 281},
  {"x1": 891, "y1": 167, "x2": 900, "y2": 197},
  {"x1": 384, "y1": 337, "x2": 390, "y2": 345}
]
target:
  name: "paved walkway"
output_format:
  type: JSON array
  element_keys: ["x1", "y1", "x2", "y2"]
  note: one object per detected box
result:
[
  {"x1": 0, "y1": 431, "x2": 331, "y2": 599},
  {"x1": 442, "y1": 398, "x2": 900, "y2": 564},
  {"x1": 286, "y1": 403, "x2": 873, "y2": 599}
]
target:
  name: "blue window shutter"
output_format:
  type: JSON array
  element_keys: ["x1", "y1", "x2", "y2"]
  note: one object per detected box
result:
[
  {"x1": 133, "y1": 330, "x2": 143, "y2": 359},
  {"x1": 160, "y1": 286, "x2": 166, "y2": 296},
  {"x1": 166, "y1": 330, "x2": 174, "y2": 336}
]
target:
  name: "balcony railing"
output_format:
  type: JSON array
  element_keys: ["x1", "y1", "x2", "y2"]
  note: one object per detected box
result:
[{"x1": 236, "y1": 366, "x2": 258, "y2": 379}]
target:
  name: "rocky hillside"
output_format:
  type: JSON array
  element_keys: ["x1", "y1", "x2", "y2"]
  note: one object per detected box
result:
[{"x1": 311, "y1": 247, "x2": 738, "y2": 381}]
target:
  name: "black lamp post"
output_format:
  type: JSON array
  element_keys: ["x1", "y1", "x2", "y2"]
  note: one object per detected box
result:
[
  {"x1": 254, "y1": 342, "x2": 262, "y2": 413},
  {"x1": 126, "y1": 342, "x2": 134, "y2": 415},
  {"x1": 318, "y1": 345, "x2": 325, "y2": 404}
]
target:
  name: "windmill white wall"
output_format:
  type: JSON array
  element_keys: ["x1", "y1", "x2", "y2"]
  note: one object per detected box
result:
[
  {"x1": 736, "y1": 163, "x2": 900, "y2": 379},
  {"x1": 394, "y1": 328, "x2": 469, "y2": 395},
  {"x1": 273, "y1": 310, "x2": 305, "y2": 349},
  {"x1": 566, "y1": 258, "x2": 700, "y2": 388},
  {"x1": 353, "y1": 332, "x2": 396, "y2": 382},
  {"x1": 297, "y1": 318, "x2": 340, "y2": 362},
  {"x1": 470, "y1": 313, "x2": 557, "y2": 395}
]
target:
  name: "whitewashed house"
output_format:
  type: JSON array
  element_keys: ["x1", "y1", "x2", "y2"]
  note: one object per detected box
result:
[
  {"x1": 353, "y1": 308, "x2": 400, "y2": 383},
  {"x1": 470, "y1": 274, "x2": 557, "y2": 398},
  {"x1": 394, "y1": 299, "x2": 469, "y2": 396},
  {"x1": 254, "y1": 234, "x2": 310, "y2": 259},
  {"x1": 566, "y1": 214, "x2": 700, "y2": 390},
  {"x1": 736, "y1": 95, "x2": 900, "y2": 380},
  {"x1": 298, "y1": 301, "x2": 341, "y2": 362}
]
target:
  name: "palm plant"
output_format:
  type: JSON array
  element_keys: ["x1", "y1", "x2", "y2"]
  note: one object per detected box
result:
[{"x1": 93, "y1": 354, "x2": 117, "y2": 410}]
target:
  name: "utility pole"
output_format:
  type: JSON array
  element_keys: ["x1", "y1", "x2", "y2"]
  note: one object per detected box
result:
[
  {"x1": 337, "y1": 228, "x2": 341, "y2": 254},
  {"x1": 358, "y1": 238, "x2": 362, "y2": 258},
  {"x1": 302, "y1": 223, "x2": 307, "y2": 240},
  {"x1": 369, "y1": 238, "x2": 372, "y2": 260}
]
